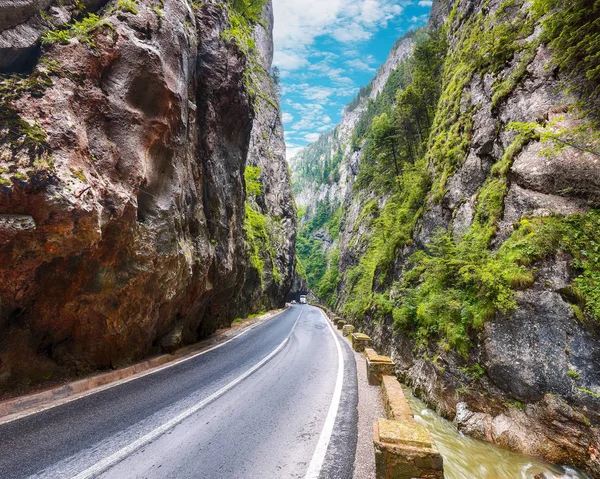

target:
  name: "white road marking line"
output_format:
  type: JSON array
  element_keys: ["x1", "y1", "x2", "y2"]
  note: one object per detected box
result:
[
  {"x1": 71, "y1": 309, "x2": 304, "y2": 479},
  {"x1": 0, "y1": 308, "x2": 291, "y2": 426},
  {"x1": 304, "y1": 308, "x2": 345, "y2": 479}
]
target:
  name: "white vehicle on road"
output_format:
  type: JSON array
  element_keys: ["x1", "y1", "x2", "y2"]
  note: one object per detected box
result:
[{"x1": 299, "y1": 295, "x2": 307, "y2": 304}]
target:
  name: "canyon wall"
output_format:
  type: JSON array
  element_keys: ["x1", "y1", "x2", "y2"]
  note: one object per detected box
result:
[
  {"x1": 0, "y1": 0, "x2": 295, "y2": 393},
  {"x1": 292, "y1": 0, "x2": 600, "y2": 474}
]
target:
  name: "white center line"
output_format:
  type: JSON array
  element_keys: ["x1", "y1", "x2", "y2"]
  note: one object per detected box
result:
[
  {"x1": 304, "y1": 308, "x2": 345, "y2": 479},
  {"x1": 71, "y1": 309, "x2": 304, "y2": 479},
  {"x1": 0, "y1": 308, "x2": 291, "y2": 427}
]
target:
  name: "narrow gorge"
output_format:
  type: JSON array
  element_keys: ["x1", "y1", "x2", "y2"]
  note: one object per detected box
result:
[
  {"x1": 292, "y1": 0, "x2": 600, "y2": 475},
  {"x1": 1, "y1": 0, "x2": 600, "y2": 476},
  {"x1": 0, "y1": 0, "x2": 295, "y2": 394}
]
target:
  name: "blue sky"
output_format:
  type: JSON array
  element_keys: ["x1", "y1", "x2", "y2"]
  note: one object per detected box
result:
[{"x1": 272, "y1": 0, "x2": 433, "y2": 159}]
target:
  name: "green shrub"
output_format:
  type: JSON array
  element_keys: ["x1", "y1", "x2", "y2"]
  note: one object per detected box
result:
[
  {"x1": 460, "y1": 363, "x2": 486, "y2": 380},
  {"x1": 318, "y1": 248, "x2": 340, "y2": 307},
  {"x1": 115, "y1": 0, "x2": 139, "y2": 15},
  {"x1": 233, "y1": 0, "x2": 268, "y2": 23},
  {"x1": 295, "y1": 198, "x2": 341, "y2": 295},
  {"x1": 244, "y1": 202, "x2": 268, "y2": 283},
  {"x1": 392, "y1": 229, "x2": 532, "y2": 356},
  {"x1": 244, "y1": 165, "x2": 262, "y2": 196},
  {"x1": 532, "y1": 0, "x2": 600, "y2": 100},
  {"x1": 244, "y1": 166, "x2": 282, "y2": 287},
  {"x1": 41, "y1": 14, "x2": 113, "y2": 47},
  {"x1": 500, "y1": 211, "x2": 600, "y2": 322},
  {"x1": 344, "y1": 160, "x2": 431, "y2": 319}
]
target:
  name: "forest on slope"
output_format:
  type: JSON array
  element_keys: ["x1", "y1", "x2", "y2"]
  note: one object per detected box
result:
[{"x1": 291, "y1": 0, "x2": 600, "y2": 474}]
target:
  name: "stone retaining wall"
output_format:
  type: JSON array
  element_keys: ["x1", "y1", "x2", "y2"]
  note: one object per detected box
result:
[{"x1": 318, "y1": 305, "x2": 444, "y2": 479}]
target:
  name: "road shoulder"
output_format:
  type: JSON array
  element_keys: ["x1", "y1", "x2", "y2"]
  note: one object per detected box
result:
[
  {"x1": 315, "y1": 310, "x2": 358, "y2": 479},
  {"x1": 318, "y1": 307, "x2": 387, "y2": 479},
  {"x1": 0, "y1": 307, "x2": 289, "y2": 426}
]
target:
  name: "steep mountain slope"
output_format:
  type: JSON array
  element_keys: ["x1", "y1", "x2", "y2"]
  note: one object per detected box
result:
[
  {"x1": 0, "y1": 0, "x2": 295, "y2": 393},
  {"x1": 292, "y1": 0, "x2": 600, "y2": 474},
  {"x1": 292, "y1": 33, "x2": 416, "y2": 294}
]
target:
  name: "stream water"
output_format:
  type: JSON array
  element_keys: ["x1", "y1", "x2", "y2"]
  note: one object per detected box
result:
[{"x1": 404, "y1": 389, "x2": 592, "y2": 479}]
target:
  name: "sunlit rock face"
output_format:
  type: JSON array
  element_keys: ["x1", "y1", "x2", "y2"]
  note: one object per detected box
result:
[
  {"x1": 292, "y1": 0, "x2": 600, "y2": 474},
  {"x1": 0, "y1": 0, "x2": 294, "y2": 391}
]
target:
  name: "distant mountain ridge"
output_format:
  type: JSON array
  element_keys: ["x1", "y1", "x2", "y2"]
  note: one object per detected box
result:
[{"x1": 291, "y1": 31, "x2": 416, "y2": 209}]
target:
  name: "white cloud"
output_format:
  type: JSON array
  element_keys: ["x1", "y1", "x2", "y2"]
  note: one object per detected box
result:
[
  {"x1": 273, "y1": 50, "x2": 310, "y2": 70},
  {"x1": 305, "y1": 86, "x2": 336, "y2": 101},
  {"x1": 409, "y1": 14, "x2": 430, "y2": 25},
  {"x1": 346, "y1": 58, "x2": 376, "y2": 73},
  {"x1": 286, "y1": 84, "x2": 357, "y2": 101},
  {"x1": 309, "y1": 61, "x2": 356, "y2": 87},
  {"x1": 304, "y1": 132, "x2": 322, "y2": 143},
  {"x1": 332, "y1": 23, "x2": 372, "y2": 43},
  {"x1": 273, "y1": 0, "x2": 405, "y2": 71},
  {"x1": 418, "y1": 0, "x2": 433, "y2": 6},
  {"x1": 286, "y1": 146, "x2": 305, "y2": 160},
  {"x1": 273, "y1": 0, "x2": 408, "y2": 153}
]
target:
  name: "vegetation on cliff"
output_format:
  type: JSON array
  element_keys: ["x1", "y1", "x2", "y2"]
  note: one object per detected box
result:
[
  {"x1": 532, "y1": 0, "x2": 600, "y2": 101},
  {"x1": 342, "y1": 29, "x2": 447, "y2": 320},
  {"x1": 0, "y1": 0, "x2": 294, "y2": 392},
  {"x1": 295, "y1": 200, "x2": 342, "y2": 303},
  {"x1": 294, "y1": 0, "x2": 600, "y2": 353},
  {"x1": 244, "y1": 166, "x2": 283, "y2": 288}
]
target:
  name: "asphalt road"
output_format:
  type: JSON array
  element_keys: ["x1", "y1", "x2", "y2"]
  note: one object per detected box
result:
[{"x1": 0, "y1": 304, "x2": 358, "y2": 479}]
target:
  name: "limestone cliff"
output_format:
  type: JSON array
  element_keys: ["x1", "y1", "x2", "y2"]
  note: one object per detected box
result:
[
  {"x1": 0, "y1": 0, "x2": 295, "y2": 393},
  {"x1": 293, "y1": 0, "x2": 600, "y2": 474},
  {"x1": 292, "y1": 34, "x2": 415, "y2": 212}
]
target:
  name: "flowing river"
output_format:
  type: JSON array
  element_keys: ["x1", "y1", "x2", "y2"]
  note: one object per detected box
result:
[{"x1": 404, "y1": 389, "x2": 592, "y2": 479}]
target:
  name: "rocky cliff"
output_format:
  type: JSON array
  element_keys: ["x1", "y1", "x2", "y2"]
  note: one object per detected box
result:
[
  {"x1": 292, "y1": 0, "x2": 600, "y2": 474},
  {"x1": 292, "y1": 34, "x2": 415, "y2": 295},
  {"x1": 0, "y1": 0, "x2": 295, "y2": 394}
]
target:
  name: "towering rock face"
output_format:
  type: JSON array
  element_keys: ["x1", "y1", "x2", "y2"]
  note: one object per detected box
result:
[
  {"x1": 0, "y1": 0, "x2": 295, "y2": 392},
  {"x1": 293, "y1": 0, "x2": 600, "y2": 474},
  {"x1": 236, "y1": 0, "x2": 297, "y2": 315}
]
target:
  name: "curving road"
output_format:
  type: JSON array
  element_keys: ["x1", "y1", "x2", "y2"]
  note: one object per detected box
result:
[{"x1": 0, "y1": 305, "x2": 358, "y2": 479}]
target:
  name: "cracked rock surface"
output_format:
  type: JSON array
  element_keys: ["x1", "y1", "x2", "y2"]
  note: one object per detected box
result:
[{"x1": 0, "y1": 0, "x2": 295, "y2": 393}]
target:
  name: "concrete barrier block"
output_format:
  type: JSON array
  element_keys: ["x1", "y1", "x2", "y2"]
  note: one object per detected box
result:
[
  {"x1": 342, "y1": 324, "x2": 355, "y2": 336},
  {"x1": 374, "y1": 419, "x2": 443, "y2": 479},
  {"x1": 366, "y1": 350, "x2": 395, "y2": 385},
  {"x1": 351, "y1": 333, "x2": 372, "y2": 352},
  {"x1": 364, "y1": 348, "x2": 378, "y2": 360},
  {"x1": 336, "y1": 320, "x2": 346, "y2": 330},
  {"x1": 381, "y1": 375, "x2": 414, "y2": 421}
]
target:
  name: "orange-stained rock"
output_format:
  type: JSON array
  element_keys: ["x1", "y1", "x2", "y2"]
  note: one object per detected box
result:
[{"x1": 0, "y1": 0, "x2": 295, "y2": 393}]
